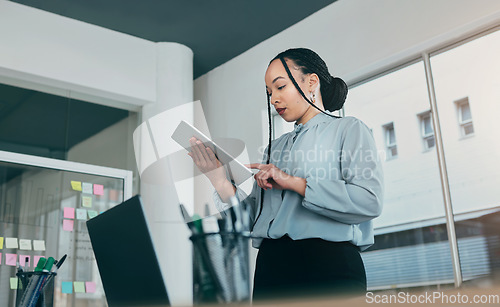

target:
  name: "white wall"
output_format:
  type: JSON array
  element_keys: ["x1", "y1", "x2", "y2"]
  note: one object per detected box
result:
[
  {"x1": 194, "y1": 0, "x2": 500, "y2": 165},
  {"x1": 0, "y1": 0, "x2": 156, "y2": 110},
  {"x1": 67, "y1": 113, "x2": 140, "y2": 194}
]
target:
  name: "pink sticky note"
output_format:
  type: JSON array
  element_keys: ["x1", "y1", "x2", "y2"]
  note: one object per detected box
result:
[
  {"x1": 0, "y1": 253, "x2": 2, "y2": 264},
  {"x1": 93, "y1": 184, "x2": 104, "y2": 196},
  {"x1": 63, "y1": 219, "x2": 74, "y2": 231},
  {"x1": 85, "y1": 281, "x2": 96, "y2": 293},
  {"x1": 20, "y1": 255, "x2": 31, "y2": 268},
  {"x1": 63, "y1": 207, "x2": 75, "y2": 219},
  {"x1": 34, "y1": 255, "x2": 44, "y2": 267},
  {"x1": 6, "y1": 253, "x2": 17, "y2": 266}
]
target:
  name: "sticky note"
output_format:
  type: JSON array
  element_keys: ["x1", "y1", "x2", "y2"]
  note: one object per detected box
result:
[
  {"x1": 34, "y1": 255, "x2": 44, "y2": 267},
  {"x1": 33, "y1": 240, "x2": 46, "y2": 251},
  {"x1": 19, "y1": 239, "x2": 32, "y2": 250},
  {"x1": 93, "y1": 184, "x2": 104, "y2": 196},
  {"x1": 76, "y1": 208, "x2": 87, "y2": 220},
  {"x1": 0, "y1": 253, "x2": 2, "y2": 264},
  {"x1": 87, "y1": 210, "x2": 98, "y2": 219},
  {"x1": 6, "y1": 253, "x2": 17, "y2": 266},
  {"x1": 20, "y1": 255, "x2": 30, "y2": 268},
  {"x1": 82, "y1": 196, "x2": 92, "y2": 208},
  {"x1": 10, "y1": 277, "x2": 18, "y2": 290},
  {"x1": 74, "y1": 281, "x2": 85, "y2": 293},
  {"x1": 63, "y1": 219, "x2": 74, "y2": 232},
  {"x1": 62, "y1": 281, "x2": 73, "y2": 294},
  {"x1": 63, "y1": 207, "x2": 75, "y2": 219},
  {"x1": 85, "y1": 281, "x2": 96, "y2": 293},
  {"x1": 5, "y1": 237, "x2": 18, "y2": 249},
  {"x1": 82, "y1": 182, "x2": 93, "y2": 194},
  {"x1": 71, "y1": 181, "x2": 82, "y2": 191},
  {"x1": 0, "y1": 237, "x2": 3, "y2": 249}
]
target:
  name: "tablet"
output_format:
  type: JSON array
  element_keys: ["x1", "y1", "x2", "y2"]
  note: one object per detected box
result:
[{"x1": 171, "y1": 120, "x2": 253, "y2": 185}]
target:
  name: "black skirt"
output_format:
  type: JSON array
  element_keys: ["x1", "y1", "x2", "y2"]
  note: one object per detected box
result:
[{"x1": 252, "y1": 236, "x2": 367, "y2": 301}]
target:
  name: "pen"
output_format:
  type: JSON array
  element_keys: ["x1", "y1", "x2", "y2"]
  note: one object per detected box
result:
[
  {"x1": 229, "y1": 196, "x2": 243, "y2": 232},
  {"x1": 204, "y1": 203, "x2": 211, "y2": 218},
  {"x1": 192, "y1": 214, "x2": 204, "y2": 235},
  {"x1": 40, "y1": 254, "x2": 67, "y2": 293},
  {"x1": 240, "y1": 200, "x2": 251, "y2": 232},
  {"x1": 18, "y1": 257, "x2": 46, "y2": 307},
  {"x1": 17, "y1": 261, "x2": 24, "y2": 274},
  {"x1": 17, "y1": 261, "x2": 28, "y2": 290},
  {"x1": 24, "y1": 257, "x2": 30, "y2": 272},
  {"x1": 223, "y1": 206, "x2": 234, "y2": 233},
  {"x1": 179, "y1": 204, "x2": 199, "y2": 235},
  {"x1": 27, "y1": 257, "x2": 55, "y2": 307}
]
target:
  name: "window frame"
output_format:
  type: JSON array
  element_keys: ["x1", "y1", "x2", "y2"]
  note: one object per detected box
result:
[
  {"x1": 382, "y1": 122, "x2": 398, "y2": 160},
  {"x1": 455, "y1": 97, "x2": 475, "y2": 137},
  {"x1": 418, "y1": 111, "x2": 436, "y2": 151}
]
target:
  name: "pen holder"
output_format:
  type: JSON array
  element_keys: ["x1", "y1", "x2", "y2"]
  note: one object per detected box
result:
[
  {"x1": 190, "y1": 231, "x2": 251, "y2": 305},
  {"x1": 16, "y1": 271, "x2": 56, "y2": 307}
]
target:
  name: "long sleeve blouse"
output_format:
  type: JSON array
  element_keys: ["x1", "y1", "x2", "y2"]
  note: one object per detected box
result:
[{"x1": 214, "y1": 112, "x2": 384, "y2": 251}]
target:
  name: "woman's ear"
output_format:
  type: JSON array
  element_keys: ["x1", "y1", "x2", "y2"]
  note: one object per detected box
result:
[{"x1": 308, "y1": 73, "x2": 320, "y2": 92}]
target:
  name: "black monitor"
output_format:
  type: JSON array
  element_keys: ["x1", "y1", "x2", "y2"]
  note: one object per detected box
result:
[{"x1": 87, "y1": 195, "x2": 170, "y2": 307}]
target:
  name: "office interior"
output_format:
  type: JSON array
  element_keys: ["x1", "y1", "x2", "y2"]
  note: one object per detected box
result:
[{"x1": 1, "y1": 0, "x2": 500, "y2": 305}]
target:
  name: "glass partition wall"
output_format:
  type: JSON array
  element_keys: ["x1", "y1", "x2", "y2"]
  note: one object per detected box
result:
[{"x1": 346, "y1": 26, "x2": 500, "y2": 292}]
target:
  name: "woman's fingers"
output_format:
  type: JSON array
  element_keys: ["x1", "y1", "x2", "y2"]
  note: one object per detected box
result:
[
  {"x1": 205, "y1": 146, "x2": 219, "y2": 163},
  {"x1": 246, "y1": 163, "x2": 263, "y2": 170},
  {"x1": 189, "y1": 138, "x2": 206, "y2": 164},
  {"x1": 248, "y1": 163, "x2": 284, "y2": 190},
  {"x1": 196, "y1": 141, "x2": 212, "y2": 162},
  {"x1": 255, "y1": 167, "x2": 273, "y2": 190}
]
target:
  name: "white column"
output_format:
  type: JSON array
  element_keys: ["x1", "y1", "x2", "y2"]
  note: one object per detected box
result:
[{"x1": 140, "y1": 42, "x2": 194, "y2": 306}]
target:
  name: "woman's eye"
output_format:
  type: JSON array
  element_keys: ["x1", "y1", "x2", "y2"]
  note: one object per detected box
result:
[{"x1": 278, "y1": 85, "x2": 286, "y2": 90}]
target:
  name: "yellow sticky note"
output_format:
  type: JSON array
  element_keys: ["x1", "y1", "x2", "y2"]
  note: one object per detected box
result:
[
  {"x1": 74, "y1": 281, "x2": 85, "y2": 293},
  {"x1": 10, "y1": 277, "x2": 18, "y2": 290},
  {"x1": 0, "y1": 237, "x2": 3, "y2": 249},
  {"x1": 71, "y1": 181, "x2": 82, "y2": 191}
]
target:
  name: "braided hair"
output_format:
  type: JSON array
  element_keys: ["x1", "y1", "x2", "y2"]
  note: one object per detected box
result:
[{"x1": 252, "y1": 48, "x2": 348, "y2": 230}]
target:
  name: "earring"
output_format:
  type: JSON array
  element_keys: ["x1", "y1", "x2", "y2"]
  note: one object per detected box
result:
[{"x1": 311, "y1": 93, "x2": 316, "y2": 103}]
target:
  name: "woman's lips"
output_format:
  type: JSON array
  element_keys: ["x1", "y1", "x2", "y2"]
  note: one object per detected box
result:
[{"x1": 276, "y1": 108, "x2": 286, "y2": 115}]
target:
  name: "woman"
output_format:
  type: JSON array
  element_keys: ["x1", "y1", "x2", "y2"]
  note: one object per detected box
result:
[{"x1": 188, "y1": 48, "x2": 384, "y2": 301}]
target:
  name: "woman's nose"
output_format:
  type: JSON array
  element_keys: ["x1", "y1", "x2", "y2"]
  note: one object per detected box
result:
[{"x1": 270, "y1": 93, "x2": 279, "y2": 105}]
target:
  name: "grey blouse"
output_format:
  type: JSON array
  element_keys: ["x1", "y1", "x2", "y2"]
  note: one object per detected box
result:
[{"x1": 214, "y1": 112, "x2": 384, "y2": 251}]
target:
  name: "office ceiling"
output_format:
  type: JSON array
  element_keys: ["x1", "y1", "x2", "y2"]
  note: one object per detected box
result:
[
  {"x1": 2, "y1": 0, "x2": 337, "y2": 159},
  {"x1": 10, "y1": 0, "x2": 337, "y2": 78}
]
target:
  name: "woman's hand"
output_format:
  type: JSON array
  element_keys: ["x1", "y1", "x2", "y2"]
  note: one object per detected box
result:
[
  {"x1": 246, "y1": 163, "x2": 307, "y2": 196},
  {"x1": 246, "y1": 163, "x2": 291, "y2": 190},
  {"x1": 187, "y1": 137, "x2": 226, "y2": 185}
]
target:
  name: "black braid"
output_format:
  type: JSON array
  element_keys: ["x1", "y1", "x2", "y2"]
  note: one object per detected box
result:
[{"x1": 251, "y1": 91, "x2": 272, "y2": 231}]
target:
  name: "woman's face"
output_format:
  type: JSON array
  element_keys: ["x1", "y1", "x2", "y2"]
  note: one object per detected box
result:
[{"x1": 265, "y1": 59, "x2": 313, "y2": 123}]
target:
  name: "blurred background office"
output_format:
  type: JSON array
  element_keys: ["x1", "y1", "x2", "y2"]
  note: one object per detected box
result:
[{"x1": 1, "y1": 0, "x2": 500, "y2": 306}]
